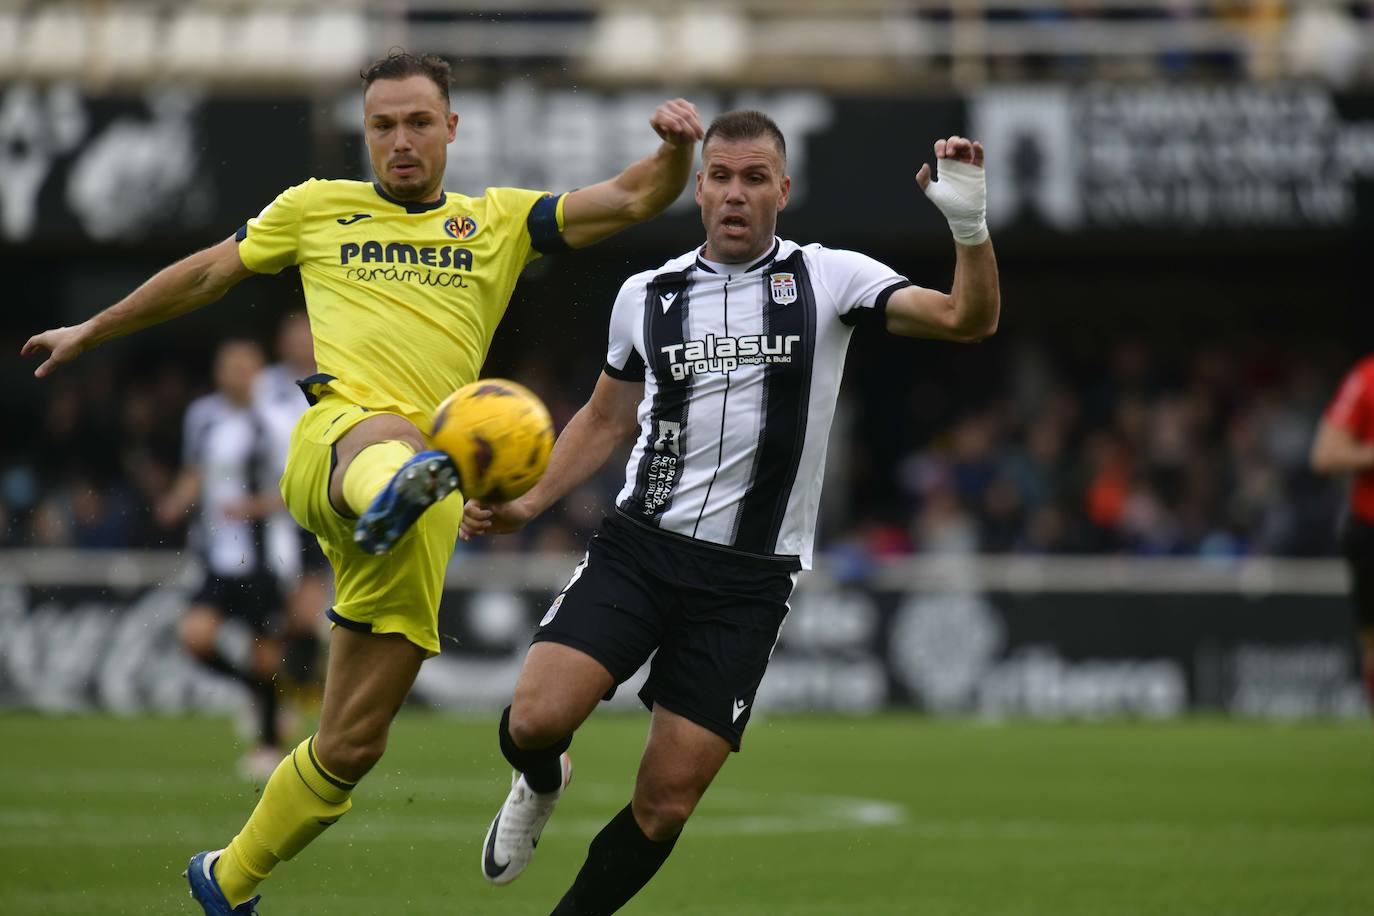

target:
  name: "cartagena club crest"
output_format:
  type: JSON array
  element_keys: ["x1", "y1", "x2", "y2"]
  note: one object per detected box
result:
[
  {"x1": 769, "y1": 272, "x2": 797, "y2": 305},
  {"x1": 444, "y1": 215, "x2": 479, "y2": 240}
]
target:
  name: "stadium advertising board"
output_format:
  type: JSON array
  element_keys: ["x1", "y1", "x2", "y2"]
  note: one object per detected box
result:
[
  {"x1": 971, "y1": 85, "x2": 1374, "y2": 234},
  {"x1": 0, "y1": 84, "x2": 310, "y2": 245},
  {"x1": 3, "y1": 554, "x2": 1359, "y2": 719},
  {"x1": 5, "y1": 83, "x2": 1370, "y2": 247},
  {"x1": 333, "y1": 82, "x2": 1374, "y2": 244}
]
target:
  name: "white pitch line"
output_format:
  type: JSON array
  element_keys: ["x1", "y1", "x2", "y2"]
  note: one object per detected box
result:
[{"x1": 0, "y1": 783, "x2": 909, "y2": 846}]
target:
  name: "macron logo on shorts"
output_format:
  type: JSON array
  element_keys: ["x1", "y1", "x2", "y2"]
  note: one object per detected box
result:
[{"x1": 732, "y1": 698, "x2": 749, "y2": 723}]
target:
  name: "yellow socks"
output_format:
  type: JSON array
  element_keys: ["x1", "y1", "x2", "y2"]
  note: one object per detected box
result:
[
  {"x1": 214, "y1": 737, "x2": 355, "y2": 907},
  {"x1": 341, "y1": 440, "x2": 415, "y2": 516}
]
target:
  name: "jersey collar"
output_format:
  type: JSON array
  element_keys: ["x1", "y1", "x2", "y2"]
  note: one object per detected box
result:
[
  {"x1": 694, "y1": 238, "x2": 780, "y2": 276},
  {"x1": 371, "y1": 181, "x2": 448, "y2": 214}
]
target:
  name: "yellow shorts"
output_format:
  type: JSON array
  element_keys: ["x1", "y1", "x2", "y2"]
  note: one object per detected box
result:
[{"x1": 280, "y1": 394, "x2": 461, "y2": 656}]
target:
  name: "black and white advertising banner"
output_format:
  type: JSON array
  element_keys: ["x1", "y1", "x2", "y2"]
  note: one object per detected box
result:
[
  {"x1": 0, "y1": 84, "x2": 310, "y2": 245},
  {"x1": 2, "y1": 552, "x2": 1362, "y2": 719},
  {"x1": 5, "y1": 82, "x2": 1371, "y2": 247},
  {"x1": 972, "y1": 85, "x2": 1374, "y2": 233}
]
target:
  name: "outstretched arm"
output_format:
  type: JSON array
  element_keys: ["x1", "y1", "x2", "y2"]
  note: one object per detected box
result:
[
  {"x1": 461, "y1": 372, "x2": 642, "y2": 540},
  {"x1": 1311, "y1": 420, "x2": 1374, "y2": 475},
  {"x1": 884, "y1": 135, "x2": 1001, "y2": 343},
  {"x1": 21, "y1": 235, "x2": 255, "y2": 377},
  {"x1": 558, "y1": 99, "x2": 704, "y2": 249}
]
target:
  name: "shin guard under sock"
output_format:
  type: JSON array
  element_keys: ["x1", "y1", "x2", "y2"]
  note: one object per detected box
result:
[
  {"x1": 498, "y1": 705, "x2": 570, "y2": 793},
  {"x1": 214, "y1": 736, "x2": 355, "y2": 906}
]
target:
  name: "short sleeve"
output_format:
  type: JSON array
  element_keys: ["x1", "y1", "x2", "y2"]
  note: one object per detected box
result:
[
  {"x1": 237, "y1": 180, "x2": 315, "y2": 275},
  {"x1": 813, "y1": 246, "x2": 913, "y2": 327},
  {"x1": 603, "y1": 278, "x2": 646, "y2": 381},
  {"x1": 485, "y1": 187, "x2": 568, "y2": 264},
  {"x1": 1327, "y1": 363, "x2": 1371, "y2": 433}
]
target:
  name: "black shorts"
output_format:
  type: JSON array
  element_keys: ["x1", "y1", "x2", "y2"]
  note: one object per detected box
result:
[
  {"x1": 190, "y1": 571, "x2": 285, "y2": 635},
  {"x1": 1341, "y1": 516, "x2": 1374, "y2": 628},
  {"x1": 532, "y1": 513, "x2": 798, "y2": 751}
]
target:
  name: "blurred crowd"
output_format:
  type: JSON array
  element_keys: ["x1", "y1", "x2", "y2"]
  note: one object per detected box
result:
[
  {"x1": 836, "y1": 339, "x2": 1346, "y2": 561},
  {"x1": 0, "y1": 326, "x2": 1351, "y2": 561}
]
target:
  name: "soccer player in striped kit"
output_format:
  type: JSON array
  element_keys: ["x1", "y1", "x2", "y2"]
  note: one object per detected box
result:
[
  {"x1": 463, "y1": 109, "x2": 1002, "y2": 914},
  {"x1": 158, "y1": 338, "x2": 293, "y2": 780}
]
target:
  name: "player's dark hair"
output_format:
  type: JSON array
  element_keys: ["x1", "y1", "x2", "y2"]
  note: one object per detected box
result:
[
  {"x1": 703, "y1": 110, "x2": 787, "y2": 165},
  {"x1": 360, "y1": 48, "x2": 452, "y2": 105}
]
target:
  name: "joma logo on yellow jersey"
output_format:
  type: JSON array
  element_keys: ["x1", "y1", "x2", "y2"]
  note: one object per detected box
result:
[{"x1": 339, "y1": 242, "x2": 474, "y2": 271}]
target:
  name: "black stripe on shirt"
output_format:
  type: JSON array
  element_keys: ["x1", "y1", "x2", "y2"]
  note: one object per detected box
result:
[
  {"x1": 620, "y1": 268, "x2": 693, "y2": 525},
  {"x1": 730, "y1": 249, "x2": 817, "y2": 555},
  {"x1": 246, "y1": 410, "x2": 271, "y2": 573}
]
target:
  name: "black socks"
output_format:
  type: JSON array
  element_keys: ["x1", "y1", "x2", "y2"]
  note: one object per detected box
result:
[
  {"x1": 551, "y1": 803, "x2": 679, "y2": 916},
  {"x1": 497, "y1": 705, "x2": 571, "y2": 794}
]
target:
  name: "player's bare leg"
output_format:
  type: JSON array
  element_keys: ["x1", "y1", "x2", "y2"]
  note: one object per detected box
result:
[
  {"x1": 311, "y1": 627, "x2": 426, "y2": 781},
  {"x1": 331, "y1": 413, "x2": 459, "y2": 555},
  {"x1": 508, "y1": 643, "x2": 614, "y2": 749},
  {"x1": 190, "y1": 626, "x2": 425, "y2": 912},
  {"x1": 178, "y1": 605, "x2": 284, "y2": 779},
  {"x1": 552, "y1": 706, "x2": 730, "y2": 915},
  {"x1": 483, "y1": 643, "x2": 612, "y2": 884}
]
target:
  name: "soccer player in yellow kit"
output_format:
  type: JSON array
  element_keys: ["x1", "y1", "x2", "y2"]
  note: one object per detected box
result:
[{"x1": 20, "y1": 50, "x2": 703, "y2": 915}]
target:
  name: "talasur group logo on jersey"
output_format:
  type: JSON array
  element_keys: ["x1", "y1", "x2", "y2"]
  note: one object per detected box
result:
[
  {"x1": 770, "y1": 272, "x2": 797, "y2": 305},
  {"x1": 444, "y1": 214, "x2": 479, "y2": 240},
  {"x1": 660, "y1": 333, "x2": 800, "y2": 381}
]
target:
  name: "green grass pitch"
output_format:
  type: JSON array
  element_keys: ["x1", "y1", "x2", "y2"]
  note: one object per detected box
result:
[{"x1": 1, "y1": 712, "x2": 1371, "y2": 915}]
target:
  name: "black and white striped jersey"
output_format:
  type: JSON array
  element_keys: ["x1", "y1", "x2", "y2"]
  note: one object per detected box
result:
[
  {"x1": 182, "y1": 393, "x2": 299, "y2": 580},
  {"x1": 604, "y1": 237, "x2": 913, "y2": 569}
]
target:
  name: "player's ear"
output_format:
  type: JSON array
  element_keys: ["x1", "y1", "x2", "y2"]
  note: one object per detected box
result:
[
  {"x1": 447, "y1": 111, "x2": 459, "y2": 142},
  {"x1": 694, "y1": 170, "x2": 704, "y2": 205},
  {"x1": 777, "y1": 174, "x2": 791, "y2": 212}
]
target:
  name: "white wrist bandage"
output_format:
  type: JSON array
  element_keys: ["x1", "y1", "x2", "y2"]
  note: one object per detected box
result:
[{"x1": 921, "y1": 158, "x2": 988, "y2": 245}]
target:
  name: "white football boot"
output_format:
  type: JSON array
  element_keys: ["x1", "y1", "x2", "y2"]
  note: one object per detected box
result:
[{"x1": 481, "y1": 753, "x2": 572, "y2": 885}]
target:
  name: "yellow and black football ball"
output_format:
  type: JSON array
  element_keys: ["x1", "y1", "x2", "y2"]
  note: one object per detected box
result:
[{"x1": 430, "y1": 379, "x2": 554, "y2": 503}]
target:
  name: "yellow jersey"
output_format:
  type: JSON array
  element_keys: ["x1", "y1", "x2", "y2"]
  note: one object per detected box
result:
[{"x1": 236, "y1": 179, "x2": 566, "y2": 430}]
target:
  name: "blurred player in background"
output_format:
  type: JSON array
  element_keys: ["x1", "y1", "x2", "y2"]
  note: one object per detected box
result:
[
  {"x1": 462, "y1": 110, "x2": 1000, "y2": 914},
  {"x1": 254, "y1": 311, "x2": 328, "y2": 703},
  {"x1": 1311, "y1": 353, "x2": 1374, "y2": 721},
  {"x1": 21, "y1": 49, "x2": 703, "y2": 916},
  {"x1": 158, "y1": 338, "x2": 292, "y2": 780}
]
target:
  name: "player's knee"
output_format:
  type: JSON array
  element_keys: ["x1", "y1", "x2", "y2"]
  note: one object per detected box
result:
[
  {"x1": 314, "y1": 728, "x2": 387, "y2": 782},
  {"x1": 507, "y1": 703, "x2": 572, "y2": 751},
  {"x1": 633, "y1": 790, "x2": 695, "y2": 842}
]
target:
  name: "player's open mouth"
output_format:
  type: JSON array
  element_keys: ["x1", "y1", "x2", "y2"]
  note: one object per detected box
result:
[{"x1": 721, "y1": 215, "x2": 748, "y2": 236}]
